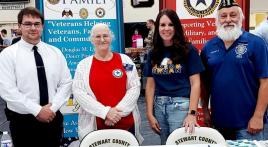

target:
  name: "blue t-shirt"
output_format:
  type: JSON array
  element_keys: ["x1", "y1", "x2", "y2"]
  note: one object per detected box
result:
[
  {"x1": 201, "y1": 31, "x2": 268, "y2": 128},
  {"x1": 144, "y1": 44, "x2": 204, "y2": 97}
]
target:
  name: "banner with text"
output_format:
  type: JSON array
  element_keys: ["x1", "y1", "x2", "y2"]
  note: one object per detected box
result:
[
  {"x1": 176, "y1": 0, "x2": 221, "y2": 50},
  {"x1": 43, "y1": 0, "x2": 122, "y2": 76},
  {"x1": 41, "y1": 0, "x2": 123, "y2": 139}
]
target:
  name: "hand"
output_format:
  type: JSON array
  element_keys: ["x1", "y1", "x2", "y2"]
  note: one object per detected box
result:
[
  {"x1": 203, "y1": 108, "x2": 212, "y2": 127},
  {"x1": 106, "y1": 107, "x2": 122, "y2": 124},
  {"x1": 147, "y1": 114, "x2": 161, "y2": 134},
  {"x1": 183, "y1": 114, "x2": 199, "y2": 134},
  {"x1": 247, "y1": 115, "x2": 263, "y2": 134},
  {"x1": 36, "y1": 103, "x2": 56, "y2": 123},
  {"x1": 104, "y1": 119, "x2": 115, "y2": 126}
]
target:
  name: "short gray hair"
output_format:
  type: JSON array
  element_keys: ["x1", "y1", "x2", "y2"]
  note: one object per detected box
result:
[{"x1": 89, "y1": 23, "x2": 114, "y2": 42}]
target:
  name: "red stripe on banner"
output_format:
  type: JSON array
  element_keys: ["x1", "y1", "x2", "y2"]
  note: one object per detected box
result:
[
  {"x1": 181, "y1": 18, "x2": 216, "y2": 51},
  {"x1": 162, "y1": 0, "x2": 176, "y2": 11},
  {"x1": 197, "y1": 108, "x2": 205, "y2": 126},
  {"x1": 237, "y1": 0, "x2": 250, "y2": 31}
]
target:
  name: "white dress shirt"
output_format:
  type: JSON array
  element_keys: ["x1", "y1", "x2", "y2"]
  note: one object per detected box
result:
[{"x1": 0, "y1": 38, "x2": 72, "y2": 116}]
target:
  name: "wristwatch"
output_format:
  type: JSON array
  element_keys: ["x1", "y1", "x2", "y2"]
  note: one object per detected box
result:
[{"x1": 188, "y1": 110, "x2": 197, "y2": 116}]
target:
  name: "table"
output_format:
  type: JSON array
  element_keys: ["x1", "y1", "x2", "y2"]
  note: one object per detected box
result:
[
  {"x1": 68, "y1": 140, "x2": 268, "y2": 147},
  {"x1": 132, "y1": 145, "x2": 224, "y2": 147},
  {"x1": 125, "y1": 47, "x2": 148, "y2": 63},
  {"x1": 226, "y1": 140, "x2": 267, "y2": 147},
  {"x1": 133, "y1": 140, "x2": 268, "y2": 147}
]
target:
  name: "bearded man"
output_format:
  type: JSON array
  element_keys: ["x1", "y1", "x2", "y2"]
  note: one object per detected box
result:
[{"x1": 200, "y1": 0, "x2": 268, "y2": 140}]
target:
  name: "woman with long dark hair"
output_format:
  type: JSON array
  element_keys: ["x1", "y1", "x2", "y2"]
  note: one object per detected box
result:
[{"x1": 144, "y1": 9, "x2": 204, "y2": 144}]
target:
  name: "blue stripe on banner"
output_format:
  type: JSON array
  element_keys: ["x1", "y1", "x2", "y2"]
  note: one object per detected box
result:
[
  {"x1": 116, "y1": 0, "x2": 125, "y2": 53},
  {"x1": 63, "y1": 114, "x2": 78, "y2": 138},
  {"x1": 44, "y1": 19, "x2": 120, "y2": 77}
]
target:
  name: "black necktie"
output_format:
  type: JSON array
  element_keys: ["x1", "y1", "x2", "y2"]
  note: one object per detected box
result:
[{"x1": 33, "y1": 46, "x2": 48, "y2": 106}]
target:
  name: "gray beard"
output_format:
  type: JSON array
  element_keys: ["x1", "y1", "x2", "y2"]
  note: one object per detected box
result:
[{"x1": 216, "y1": 25, "x2": 243, "y2": 42}]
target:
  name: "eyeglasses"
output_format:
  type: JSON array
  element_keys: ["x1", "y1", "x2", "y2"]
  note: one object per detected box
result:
[
  {"x1": 21, "y1": 22, "x2": 42, "y2": 28},
  {"x1": 94, "y1": 34, "x2": 110, "y2": 40}
]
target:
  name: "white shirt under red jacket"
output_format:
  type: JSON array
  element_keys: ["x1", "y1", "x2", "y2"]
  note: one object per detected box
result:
[{"x1": 0, "y1": 38, "x2": 72, "y2": 116}]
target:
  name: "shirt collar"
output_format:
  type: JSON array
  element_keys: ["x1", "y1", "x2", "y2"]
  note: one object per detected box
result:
[
  {"x1": 19, "y1": 38, "x2": 42, "y2": 51},
  {"x1": 235, "y1": 31, "x2": 248, "y2": 44},
  {"x1": 212, "y1": 30, "x2": 248, "y2": 46}
]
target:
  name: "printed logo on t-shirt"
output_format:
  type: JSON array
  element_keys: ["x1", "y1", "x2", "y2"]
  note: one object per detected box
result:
[
  {"x1": 235, "y1": 44, "x2": 247, "y2": 58},
  {"x1": 112, "y1": 69, "x2": 123, "y2": 78},
  {"x1": 152, "y1": 58, "x2": 182, "y2": 75}
]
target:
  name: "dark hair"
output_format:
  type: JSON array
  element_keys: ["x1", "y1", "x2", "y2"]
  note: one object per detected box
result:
[
  {"x1": 147, "y1": 19, "x2": 155, "y2": 24},
  {"x1": 0, "y1": 34, "x2": 3, "y2": 45},
  {"x1": 17, "y1": 7, "x2": 44, "y2": 24},
  {"x1": 151, "y1": 9, "x2": 190, "y2": 65},
  {"x1": 1, "y1": 29, "x2": 7, "y2": 34}
]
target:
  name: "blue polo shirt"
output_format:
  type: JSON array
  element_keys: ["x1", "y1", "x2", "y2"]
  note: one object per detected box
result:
[
  {"x1": 201, "y1": 31, "x2": 268, "y2": 128},
  {"x1": 144, "y1": 44, "x2": 204, "y2": 97}
]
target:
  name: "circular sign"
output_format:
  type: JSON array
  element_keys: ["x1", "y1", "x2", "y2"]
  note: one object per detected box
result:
[
  {"x1": 80, "y1": 8, "x2": 89, "y2": 19},
  {"x1": 95, "y1": 7, "x2": 105, "y2": 18}
]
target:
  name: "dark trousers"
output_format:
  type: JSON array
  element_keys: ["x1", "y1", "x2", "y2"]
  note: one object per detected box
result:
[
  {"x1": 215, "y1": 128, "x2": 238, "y2": 140},
  {"x1": 6, "y1": 108, "x2": 63, "y2": 147},
  {"x1": 128, "y1": 125, "x2": 135, "y2": 136}
]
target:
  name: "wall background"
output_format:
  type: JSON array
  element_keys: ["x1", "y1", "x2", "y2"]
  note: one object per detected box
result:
[
  {"x1": 122, "y1": 0, "x2": 159, "y2": 23},
  {"x1": 249, "y1": 0, "x2": 268, "y2": 29},
  {"x1": 0, "y1": 1, "x2": 35, "y2": 37}
]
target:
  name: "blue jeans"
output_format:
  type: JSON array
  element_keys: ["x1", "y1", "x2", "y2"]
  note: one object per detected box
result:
[
  {"x1": 236, "y1": 127, "x2": 265, "y2": 140},
  {"x1": 154, "y1": 96, "x2": 189, "y2": 145},
  {"x1": 264, "y1": 115, "x2": 268, "y2": 139},
  {"x1": 236, "y1": 114, "x2": 268, "y2": 140},
  {"x1": 217, "y1": 121, "x2": 268, "y2": 140}
]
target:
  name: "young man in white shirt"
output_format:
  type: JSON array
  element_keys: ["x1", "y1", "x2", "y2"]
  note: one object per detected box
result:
[{"x1": 0, "y1": 7, "x2": 72, "y2": 147}]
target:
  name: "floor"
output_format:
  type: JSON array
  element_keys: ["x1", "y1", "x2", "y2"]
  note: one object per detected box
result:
[{"x1": 0, "y1": 96, "x2": 160, "y2": 145}]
